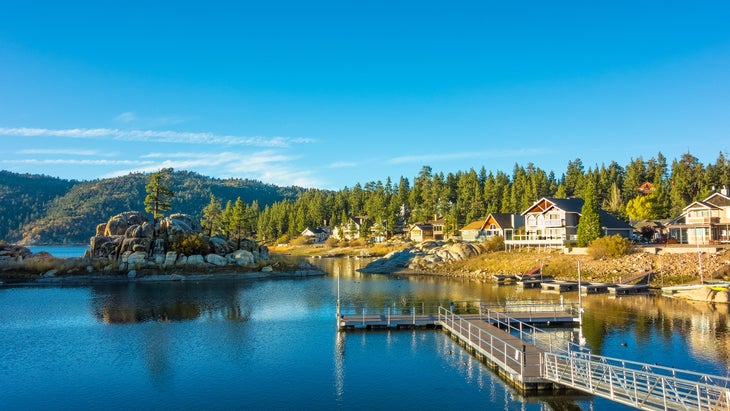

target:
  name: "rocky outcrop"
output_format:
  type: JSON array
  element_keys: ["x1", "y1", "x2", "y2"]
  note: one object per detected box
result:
[
  {"x1": 359, "y1": 241, "x2": 487, "y2": 274},
  {"x1": 0, "y1": 243, "x2": 33, "y2": 263},
  {"x1": 88, "y1": 210, "x2": 271, "y2": 271}
]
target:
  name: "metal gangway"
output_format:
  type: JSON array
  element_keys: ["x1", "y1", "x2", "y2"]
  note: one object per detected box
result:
[
  {"x1": 440, "y1": 305, "x2": 730, "y2": 411},
  {"x1": 543, "y1": 351, "x2": 730, "y2": 410}
]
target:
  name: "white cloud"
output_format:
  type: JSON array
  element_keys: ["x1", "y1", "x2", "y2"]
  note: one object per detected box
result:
[
  {"x1": 0, "y1": 127, "x2": 315, "y2": 147},
  {"x1": 1, "y1": 158, "x2": 152, "y2": 166},
  {"x1": 327, "y1": 161, "x2": 359, "y2": 168},
  {"x1": 102, "y1": 150, "x2": 324, "y2": 187},
  {"x1": 114, "y1": 112, "x2": 136, "y2": 123},
  {"x1": 17, "y1": 149, "x2": 103, "y2": 156},
  {"x1": 387, "y1": 148, "x2": 548, "y2": 165}
]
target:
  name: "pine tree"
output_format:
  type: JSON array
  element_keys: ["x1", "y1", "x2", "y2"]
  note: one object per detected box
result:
[
  {"x1": 577, "y1": 181, "x2": 602, "y2": 246},
  {"x1": 144, "y1": 168, "x2": 174, "y2": 243},
  {"x1": 201, "y1": 194, "x2": 222, "y2": 236}
]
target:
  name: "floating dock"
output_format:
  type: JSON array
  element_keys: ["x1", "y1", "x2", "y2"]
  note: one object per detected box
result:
[
  {"x1": 608, "y1": 284, "x2": 650, "y2": 295},
  {"x1": 541, "y1": 281, "x2": 579, "y2": 293}
]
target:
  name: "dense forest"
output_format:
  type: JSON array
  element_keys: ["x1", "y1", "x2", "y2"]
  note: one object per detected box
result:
[
  {"x1": 253, "y1": 151, "x2": 730, "y2": 243},
  {"x1": 1, "y1": 151, "x2": 728, "y2": 245}
]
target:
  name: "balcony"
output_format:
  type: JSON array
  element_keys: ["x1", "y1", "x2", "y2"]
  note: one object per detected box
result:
[
  {"x1": 685, "y1": 217, "x2": 720, "y2": 224},
  {"x1": 544, "y1": 219, "x2": 564, "y2": 227}
]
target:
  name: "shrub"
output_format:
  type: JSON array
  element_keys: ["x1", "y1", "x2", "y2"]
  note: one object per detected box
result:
[
  {"x1": 325, "y1": 237, "x2": 339, "y2": 248},
  {"x1": 482, "y1": 236, "x2": 504, "y2": 252},
  {"x1": 171, "y1": 234, "x2": 210, "y2": 256},
  {"x1": 587, "y1": 235, "x2": 634, "y2": 259},
  {"x1": 275, "y1": 234, "x2": 290, "y2": 245},
  {"x1": 290, "y1": 236, "x2": 310, "y2": 246},
  {"x1": 349, "y1": 238, "x2": 366, "y2": 247}
]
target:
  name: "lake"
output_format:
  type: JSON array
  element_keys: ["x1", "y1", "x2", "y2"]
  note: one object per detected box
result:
[{"x1": 1, "y1": 256, "x2": 729, "y2": 410}]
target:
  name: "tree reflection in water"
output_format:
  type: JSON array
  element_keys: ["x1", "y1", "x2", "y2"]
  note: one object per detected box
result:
[{"x1": 91, "y1": 281, "x2": 253, "y2": 324}]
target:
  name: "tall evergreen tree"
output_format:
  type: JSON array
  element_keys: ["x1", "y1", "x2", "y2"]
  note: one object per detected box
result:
[
  {"x1": 144, "y1": 168, "x2": 174, "y2": 243},
  {"x1": 201, "y1": 194, "x2": 223, "y2": 236},
  {"x1": 576, "y1": 181, "x2": 602, "y2": 246}
]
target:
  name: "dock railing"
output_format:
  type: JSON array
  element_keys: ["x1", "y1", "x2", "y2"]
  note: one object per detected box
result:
[
  {"x1": 544, "y1": 351, "x2": 730, "y2": 410},
  {"x1": 480, "y1": 303, "x2": 586, "y2": 356},
  {"x1": 437, "y1": 306, "x2": 540, "y2": 381}
]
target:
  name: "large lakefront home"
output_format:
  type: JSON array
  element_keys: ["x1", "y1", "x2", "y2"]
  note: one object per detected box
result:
[
  {"x1": 459, "y1": 213, "x2": 524, "y2": 242},
  {"x1": 667, "y1": 190, "x2": 730, "y2": 245},
  {"x1": 504, "y1": 197, "x2": 634, "y2": 249}
]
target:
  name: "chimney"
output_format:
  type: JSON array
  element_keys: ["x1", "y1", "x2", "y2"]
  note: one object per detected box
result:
[{"x1": 722, "y1": 186, "x2": 728, "y2": 196}]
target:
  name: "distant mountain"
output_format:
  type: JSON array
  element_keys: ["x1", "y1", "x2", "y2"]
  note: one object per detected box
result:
[{"x1": 0, "y1": 170, "x2": 303, "y2": 245}]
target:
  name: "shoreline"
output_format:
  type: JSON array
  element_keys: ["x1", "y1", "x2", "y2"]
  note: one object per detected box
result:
[{"x1": 2, "y1": 269, "x2": 326, "y2": 287}]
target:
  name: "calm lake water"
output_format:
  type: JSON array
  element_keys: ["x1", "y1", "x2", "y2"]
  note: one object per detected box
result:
[
  {"x1": 2, "y1": 256, "x2": 729, "y2": 410},
  {"x1": 28, "y1": 245, "x2": 89, "y2": 258}
]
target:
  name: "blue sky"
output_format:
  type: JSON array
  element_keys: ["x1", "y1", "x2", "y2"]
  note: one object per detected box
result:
[{"x1": 1, "y1": 1, "x2": 729, "y2": 189}]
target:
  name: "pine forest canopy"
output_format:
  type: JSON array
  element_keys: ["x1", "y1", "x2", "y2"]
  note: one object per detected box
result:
[{"x1": 1, "y1": 150, "x2": 729, "y2": 245}]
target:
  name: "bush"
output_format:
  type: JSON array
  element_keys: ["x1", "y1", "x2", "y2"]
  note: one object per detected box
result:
[
  {"x1": 349, "y1": 238, "x2": 366, "y2": 247},
  {"x1": 275, "y1": 234, "x2": 290, "y2": 245},
  {"x1": 290, "y1": 236, "x2": 310, "y2": 246},
  {"x1": 482, "y1": 236, "x2": 504, "y2": 252},
  {"x1": 171, "y1": 234, "x2": 210, "y2": 256},
  {"x1": 325, "y1": 237, "x2": 339, "y2": 248},
  {"x1": 587, "y1": 235, "x2": 634, "y2": 259}
]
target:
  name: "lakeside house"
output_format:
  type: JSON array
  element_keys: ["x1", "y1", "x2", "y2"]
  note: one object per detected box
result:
[
  {"x1": 504, "y1": 197, "x2": 633, "y2": 250},
  {"x1": 459, "y1": 213, "x2": 524, "y2": 242},
  {"x1": 331, "y1": 216, "x2": 388, "y2": 243},
  {"x1": 300, "y1": 227, "x2": 330, "y2": 243},
  {"x1": 408, "y1": 217, "x2": 445, "y2": 242},
  {"x1": 667, "y1": 189, "x2": 730, "y2": 245}
]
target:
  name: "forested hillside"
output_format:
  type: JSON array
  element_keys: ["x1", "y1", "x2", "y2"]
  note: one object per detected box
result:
[
  {"x1": 0, "y1": 171, "x2": 76, "y2": 241},
  {"x1": 0, "y1": 170, "x2": 303, "y2": 244}
]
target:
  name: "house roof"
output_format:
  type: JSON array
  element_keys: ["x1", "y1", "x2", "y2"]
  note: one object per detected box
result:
[
  {"x1": 522, "y1": 197, "x2": 584, "y2": 215},
  {"x1": 523, "y1": 197, "x2": 632, "y2": 230},
  {"x1": 409, "y1": 223, "x2": 432, "y2": 232},
  {"x1": 490, "y1": 213, "x2": 518, "y2": 229},
  {"x1": 302, "y1": 227, "x2": 327, "y2": 235},
  {"x1": 598, "y1": 210, "x2": 633, "y2": 230},
  {"x1": 704, "y1": 192, "x2": 730, "y2": 207},
  {"x1": 682, "y1": 200, "x2": 718, "y2": 212},
  {"x1": 459, "y1": 220, "x2": 485, "y2": 231}
]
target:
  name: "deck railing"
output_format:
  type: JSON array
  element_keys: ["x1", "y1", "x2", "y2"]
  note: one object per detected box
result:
[
  {"x1": 544, "y1": 351, "x2": 730, "y2": 410},
  {"x1": 437, "y1": 306, "x2": 537, "y2": 381},
  {"x1": 480, "y1": 305, "x2": 585, "y2": 356}
]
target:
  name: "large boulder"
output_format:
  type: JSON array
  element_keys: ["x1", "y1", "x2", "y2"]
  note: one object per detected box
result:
[
  {"x1": 90, "y1": 235, "x2": 122, "y2": 258},
  {"x1": 123, "y1": 251, "x2": 148, "y2": 269},
  {"x1": 228, "y1": 249, "x2": 255, "y2": 266},
  {"x1": 104, "y1": 211, "x2": 149, "y2": 236},
  {"x1": 205, "y1": 253, "x2": 228, "y2": 266},
  {"x1": 164, "y1": 251, "x2": 178, "y2": 266},
  {"x1": 160, "y1": 214, "x2": 201, "y2": 237},
  {"x1": 209, "y1": 236, "x2": 234, "y2": 255},
  {"x1": 186, "y1": 254, "x2": 205, "y2": 266}
]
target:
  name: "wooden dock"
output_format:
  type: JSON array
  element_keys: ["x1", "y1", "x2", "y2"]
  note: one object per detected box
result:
[
  {"x1": 338, "y1": 311, "x2": 577, "y2": 329},
  {"x1": 541, "y1": 281, "x2": 579, "y2": 293},
  {"x1": 608, "y1": 284, "x2": 650, "y2": 295},
  {"x1": 580, "y1": 282, "x2": 614, "y2": 294}
]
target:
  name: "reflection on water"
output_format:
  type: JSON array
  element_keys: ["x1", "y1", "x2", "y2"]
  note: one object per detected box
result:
[
  {"x1": 91, "y1": 281, "x2": 253, "y2": 324},
  {"x1": 4, "y1": 256, "x2": 730, "y2": 409}
]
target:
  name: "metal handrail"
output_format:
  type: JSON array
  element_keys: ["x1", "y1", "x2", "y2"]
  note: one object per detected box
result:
[
  {"x1": 544, "y1": 351, "x2": 730, "y2": 410},
  {"x1": 437, "y1": 307, "x2": 540, "y2": 380},
  {"x1": 481, "y1": 307, "x2": 586, "y2": 356}
]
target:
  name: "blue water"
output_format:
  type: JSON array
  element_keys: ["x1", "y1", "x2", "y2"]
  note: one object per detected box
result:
[
  {"x1": 1, "y1": 256, "x2": 729, "y2": 410},
  {"x1": 28, "y1": 245, "x2": 89, "y2": 258}
]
